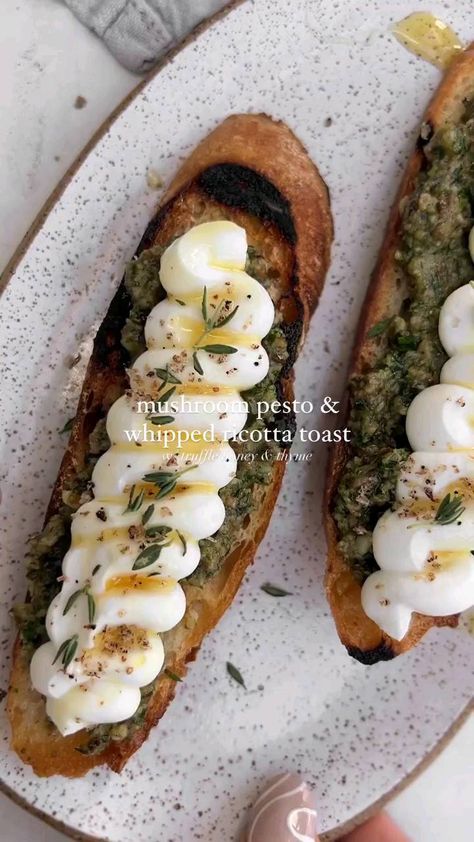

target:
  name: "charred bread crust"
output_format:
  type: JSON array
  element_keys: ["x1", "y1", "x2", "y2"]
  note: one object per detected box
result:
[
  {"x1": 324, "y1": 46, "x2": 474, "y2": 663},
  {"x1": 8, "y1": 113, "x2": 333, "y2": 776}
]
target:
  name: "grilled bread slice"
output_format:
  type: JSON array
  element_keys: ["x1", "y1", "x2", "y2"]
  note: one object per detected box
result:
[
  {"x1": 325, "y1": 46, "x2": 474, "y2": 664},
  {"x1": 8, "y1": 113, "x2": 333, "y2": 776}
]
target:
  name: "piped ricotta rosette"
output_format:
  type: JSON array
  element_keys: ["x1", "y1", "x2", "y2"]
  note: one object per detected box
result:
[
  {"x1": 362, "y1": 281, "x2": 474, "y2": 640},
  {"x1": 30, "y1": 221, "x2": 274, "y2": 735}
]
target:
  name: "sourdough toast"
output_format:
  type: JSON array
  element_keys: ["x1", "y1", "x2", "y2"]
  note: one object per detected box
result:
[
  {"x1": 8, "y1": 114, "x2": 333, "y2": 775},
  {"x1": 325, "y1": 48, "x2": 474, "y2": 663}
]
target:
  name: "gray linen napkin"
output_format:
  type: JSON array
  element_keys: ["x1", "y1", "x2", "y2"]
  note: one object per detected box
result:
[{"x1": 64, "y1": 0, "x2": 231, "y2": 73}]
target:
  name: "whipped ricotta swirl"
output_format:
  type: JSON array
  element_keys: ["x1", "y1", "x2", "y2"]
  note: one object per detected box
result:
[
  {"x1": 30, "y1": 221, "x2": 274, "y2": 735},
  {"x1": 362, "y1": 281, "x2": 474, "y2": 640}
]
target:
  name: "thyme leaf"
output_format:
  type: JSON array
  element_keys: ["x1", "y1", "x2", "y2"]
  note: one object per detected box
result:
[
  {"x1": 201, "y1": 286, "x2": 209, "y2": 324},
  {"x1": 155, "y1": 481, "x2": 176, "y2": 499},
  {"x1": 193, "y1": 350, "x2": 204, "y2": 375},
  {"x1": 62, "y1": 589, "x2": 83, "y2": 615},
  {"x1": 200, "y1": 343, "x2": 238, "y2": 355},
  {"x1": 147, "y1": 415, "x2": 175, "y2": 426},
  {"x1": 157, "y1": 385, "x2": 176, "y2": 405},
  {"x1": 176, "y1": 530, "x2": 187, "y2": 555},
  {"x1": 226, "y1": 661, "x2": 246, "y2": 688},
  {"x1": 87, "y1": 592, "x2": 96, "y2": 624},
  {"x1": 143, "y1": 470, "x2": 174, "y2": 483},
  {"x1": 215, "y1": 304, "x2": 239, "y2": 328},
  {"x1": 141, "y1": 504, "x2": 155, "y2": 525},
  {"x1": 395, "y1": 334, "x2": 418, "y2": 351},
  {"x1": 367, "y1": 317, "x2": 392, "y2": 339},
  {"x1": 60, "y1": 418, "x2": 74, "y2": 434},
  {"x1": 133, "y1": 543, "x2": 167, "y2": 570},
  {"x1": 260, "y1": 583, "x2": 292, "y2": 597}
]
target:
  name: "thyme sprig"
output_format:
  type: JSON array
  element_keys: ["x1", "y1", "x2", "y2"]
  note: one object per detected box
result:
[
  {"x1": 142, "y1": 464, "x2": 197, "y2": 500},
  {"x1": 63, "y1": 584, "x2": 96, "y2": 623},
  {"x1": 124, "y1": 484, "x2": 145, "y2": 514},
  {"x1": 132, "y1": 525, "x2": 186, "y2": 569},
  {"x1": 434, "y1": 493, "x2": 465, "y2": 525},
  {"x1": 153, "y1": 366, "x2": 181, "y2": 386},
  {"x1": 147, "y1": 366, "x2": 181, "y2": 425},
  {"x1": 52, "y1": 634, "x2": 79, "y2": 670},
  {"x1": 192, "y1": 287, "x2": 239, "y2": 373}
]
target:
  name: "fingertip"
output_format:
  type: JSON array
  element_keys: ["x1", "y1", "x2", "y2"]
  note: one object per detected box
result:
[{"x1": 340, "y1": 811, "x2": 412, "y2": 842}]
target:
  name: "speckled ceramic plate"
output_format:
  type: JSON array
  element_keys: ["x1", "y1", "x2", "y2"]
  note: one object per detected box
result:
[{"x1": 1, "y1": 1, "x2": 472, "y2": 839}]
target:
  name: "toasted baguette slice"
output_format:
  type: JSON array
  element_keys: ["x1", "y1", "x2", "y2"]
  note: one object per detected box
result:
[
  {"x1": 8, "y1": 113, "x2": 333, "y2": 776},
  {"x1": 324, "y1": 47, "x2": 474, "y2": 664}
]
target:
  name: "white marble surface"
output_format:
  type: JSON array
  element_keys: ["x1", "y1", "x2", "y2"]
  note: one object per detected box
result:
[{"x1": 0, "y1": 1, "x2": 472, "y2": 839}]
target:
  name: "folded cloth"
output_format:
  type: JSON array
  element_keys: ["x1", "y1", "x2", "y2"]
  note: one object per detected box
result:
[{"x1": 64, "y1": 0, "x2": 231, "y2": 73}]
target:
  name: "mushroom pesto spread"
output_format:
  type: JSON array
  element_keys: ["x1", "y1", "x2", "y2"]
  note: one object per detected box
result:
[
  {"x1": 15, "y1": 237, "x2": 292, "y2": 752},
  {"x1": 334, "y1": 100, "x2": 474, "y2": 582}
]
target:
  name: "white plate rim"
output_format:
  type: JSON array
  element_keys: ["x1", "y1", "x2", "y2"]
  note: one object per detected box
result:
[{"x1": 0, "y1": 2, "x2": 471, "y2": 838}]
